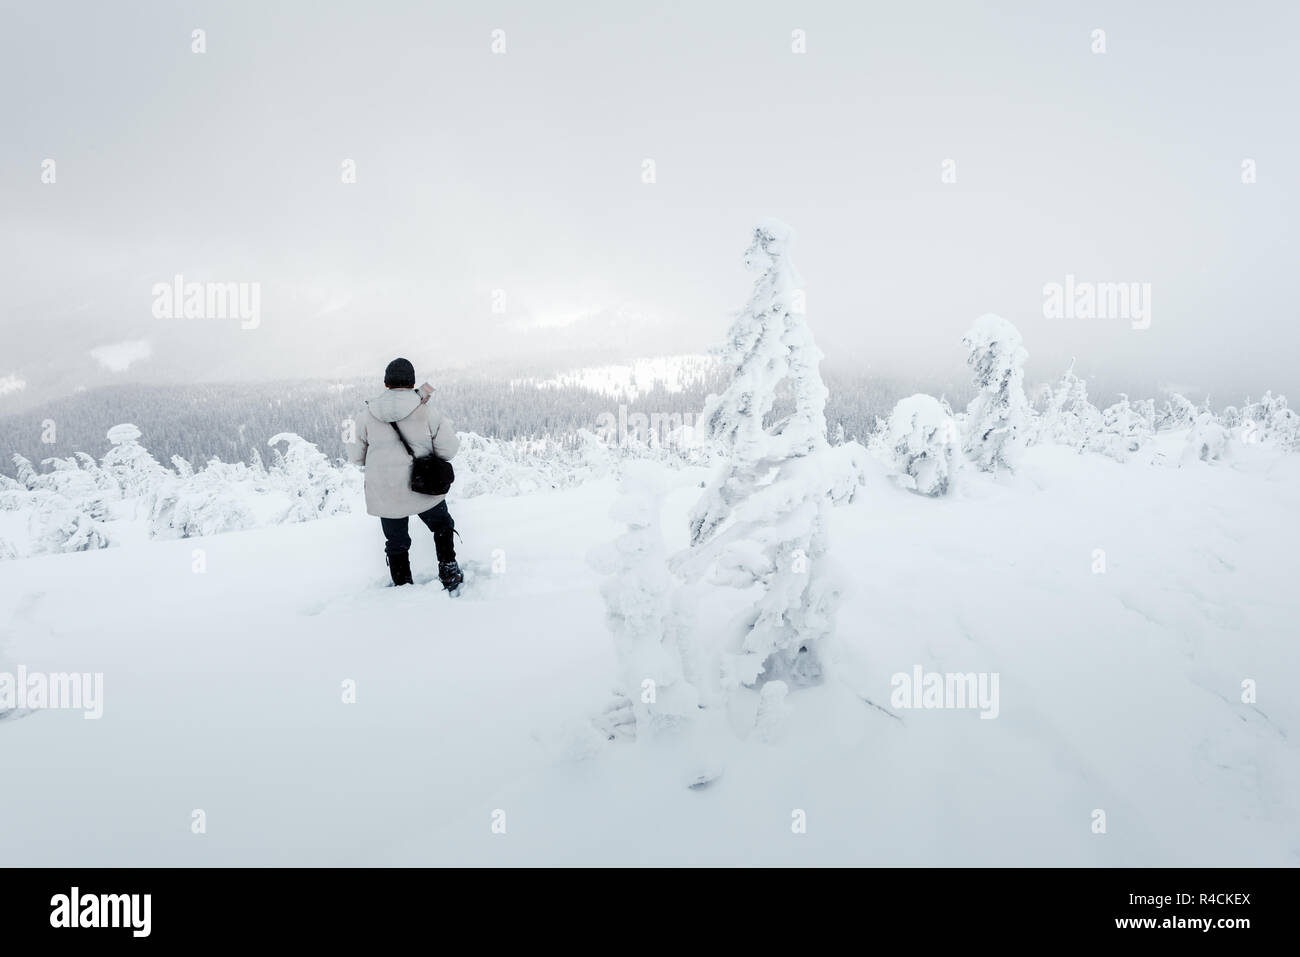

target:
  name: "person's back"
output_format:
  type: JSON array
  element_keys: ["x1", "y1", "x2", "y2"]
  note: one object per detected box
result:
[{"x1": 347, "y1": 357, "x2": 462, "y2": 590}]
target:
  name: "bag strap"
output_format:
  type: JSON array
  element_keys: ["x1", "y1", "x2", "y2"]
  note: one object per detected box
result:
[{"x1": 389, "y1": 421, "x2": 417, "y2": 459}]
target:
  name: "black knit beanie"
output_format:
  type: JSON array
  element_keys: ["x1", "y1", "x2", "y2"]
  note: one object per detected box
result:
[{"x1": 384, "y1": 357, "x2": 416, "y2": 389}]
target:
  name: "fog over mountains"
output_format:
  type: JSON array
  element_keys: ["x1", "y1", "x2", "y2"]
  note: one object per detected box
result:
[
  {"x1": 0, "y1": 297, "x2": 718, "y2": 413},
  {"x1": 3, "y1": 1, "x2": 1298, "y2": 415}
]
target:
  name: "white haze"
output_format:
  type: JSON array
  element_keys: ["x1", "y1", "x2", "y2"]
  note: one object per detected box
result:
[{"x1": 1, "y1": 0, "x2": 1297, "y2": 407}]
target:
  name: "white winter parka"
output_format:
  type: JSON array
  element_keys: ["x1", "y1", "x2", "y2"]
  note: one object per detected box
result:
[{"x1": 347, "y1": 389, "x2": 461, "y2": 518}]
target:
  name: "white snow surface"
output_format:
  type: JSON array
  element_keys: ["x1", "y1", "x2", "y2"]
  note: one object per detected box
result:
[{"x1": 1, "y1": 441, "x2": 1298, "y2": 866}]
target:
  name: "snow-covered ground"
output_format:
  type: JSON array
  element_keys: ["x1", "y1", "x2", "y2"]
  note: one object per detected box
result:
[{"x1": 1, "y1": 442, "x2": 1297, "y2": 866}]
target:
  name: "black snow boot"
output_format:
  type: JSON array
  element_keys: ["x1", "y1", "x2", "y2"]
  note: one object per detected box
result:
[
  {"x1": 432, "y1": 527, "x2": 458, "y2": 565},
  {"x1": 387, "y1": 551, "x2": 414, "y2": 586},
  {"x1": 438, "y1": 561, "x2": 464, "y2": 592}
]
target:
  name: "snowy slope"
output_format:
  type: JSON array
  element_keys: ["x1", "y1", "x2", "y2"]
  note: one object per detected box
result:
[{"x1": 1, "y1": 444, "x2": 1297, "y2": 866}]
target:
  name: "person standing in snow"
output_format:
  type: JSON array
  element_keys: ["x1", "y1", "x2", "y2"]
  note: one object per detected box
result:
[{"x1": 347, "y1": 357, "x2": 463, "y2": 590}]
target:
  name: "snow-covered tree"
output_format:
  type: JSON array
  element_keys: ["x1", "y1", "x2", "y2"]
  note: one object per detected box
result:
[
  {"x1": 826, "y1": 440, "x2": 871, "y2": 505},
  {"x1": 1131, "y1": 397, "x2": 1157, "y2": 433},
  {"x1": 1155, "y1": 393, "x2": 1197, "y2": 432},
  {"x1": 884, "y1": 394, "x2": 958, "y2": 495},
  {"x1": 248, "y1": 447, "x2": 268, "y2": 478},
  {"x1": 100, "y1": 424, "x2": 172, "y2": 505},
  {"x1": 3, "y1": 453, "x2": 113, "y2": 555},
  {"x1": 267, "y1": 433, "x2": 356, "y2": 522},
  {"x1": 38, "y1": 456, "x2": 107, "y2": 515},
  {"x1": 1040, "y1": 363, "x2": 1101, "y2": 452},
  {"x1": 0, "y1": 471, "x2": 22, "y2": 499},
  {"x1": 591, "y1": 462, "x2": 698, "y2": 740},
  {"x1": 676, "y1": 220, "x2": 845, "y2": 688},
  {"x1": 12, "y1": 454, "x2": 39, "y2": 491},
  {"x1": 150, "y1": 460, "x2": 258, "y2": 539},
  {"x1": 75, "y1": 452, "x2": 117, "y2": 496},
  {"x1": 1241, "y1": 391, "x2": 1299, "y2": 448},
  {"x1": 961, "y1": 314, "x2": 1031, "y2": 471},
  {"x1": 1028, "y1": 382, "x2": 1055, "y2": 416},
  {"x1": 454, "y1": 432, "x2": 564, "y2": 497},
  {"x1": 753, "y1": 680, "x2": 792, "y2": 743},
  {"x1": 1094, "y1": 394, "x2": 1153, "y2": 463},
  {"x1": 1272, "y1": 407, "x2": 1300, "y2": 450},
  {"x1": 29, "y1": 493, "x2": 110, "y2": 554},
  {"x1": 574, "y1": 428, "x2": 616, "y2": 479},
  {"x1": 1182, "y1": 410, "x2": 1230, "y2": 464}
]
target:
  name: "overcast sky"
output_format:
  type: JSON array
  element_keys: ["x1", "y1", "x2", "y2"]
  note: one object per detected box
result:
[{"x1": 2, "y1": 0, "x2": 1297, "y2": 405}]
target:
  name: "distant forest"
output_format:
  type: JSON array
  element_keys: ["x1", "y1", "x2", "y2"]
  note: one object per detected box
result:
[{"x1": 0, "y1": 366, "x2": 969, "y2": 478}]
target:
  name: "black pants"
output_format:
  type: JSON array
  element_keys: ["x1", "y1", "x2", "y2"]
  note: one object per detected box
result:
[{"x1": 380, "y1": 501, "x2": 456, "y2": 563}]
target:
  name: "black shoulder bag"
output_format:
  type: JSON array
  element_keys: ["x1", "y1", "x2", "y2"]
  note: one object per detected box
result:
[{"x1": 389, "y1": 420, "x2": 455, "y2": 496}]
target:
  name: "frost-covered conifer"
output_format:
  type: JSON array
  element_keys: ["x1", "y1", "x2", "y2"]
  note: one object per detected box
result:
[
  {"x1": 826, "y1": 440, "x2": 870, "y2": 505},
  {"x1": 150, "y1": 460, "x2": 257, "y2": 539},
  {"x1": 13, "y1": 454, "x2": 39, "y2": 491},
  {"x1": 35, "y1": 456, "x2": 100, "y2": 503},
  {"x1": 1241, "y1": 391, "x2": 1299, "y2": 448},
  {"x1": 1095, "y1": 394, "x2": 1153, "y2": 462},
  {"x1": 961, "y1": 314, "x2": 1031, "y2": 471},
  {"x1": 677, "y1": 220, "x2": 845, "y2": 688},
  {"x1": 1182, "y1": 410, "x2": 1230, "y2": 464},
  {"x1": 591, "y1": 462, "x2": 697, "y2": 740},
  {"x1": 267, "y1": 433, "x2": 355, "y2": 521},
  {"x1": 247, "y1": 447, "x2": 268, "y2": 478},
  {"x1": 30, "y1": 493, "x2": 109, "y2": 553},
  {"x1": 1041, "y1": 364, "x2": 1100, "y2": 452},
  {"x1": 100, "y1": 424, "x2": 172, "y2": 503},
  {"x1": 884, "y1": 394, "x2": 958, "y2": 495},
  {"x1": 1155, "y1": 393, "x2": 1197, "y2": 432},
  {"x1": 74, "y1": 452, "x2": 118, "y2": 498},
  {"x1": 1131, "y1": 398, "x2": 1157, "y2": 433}
]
